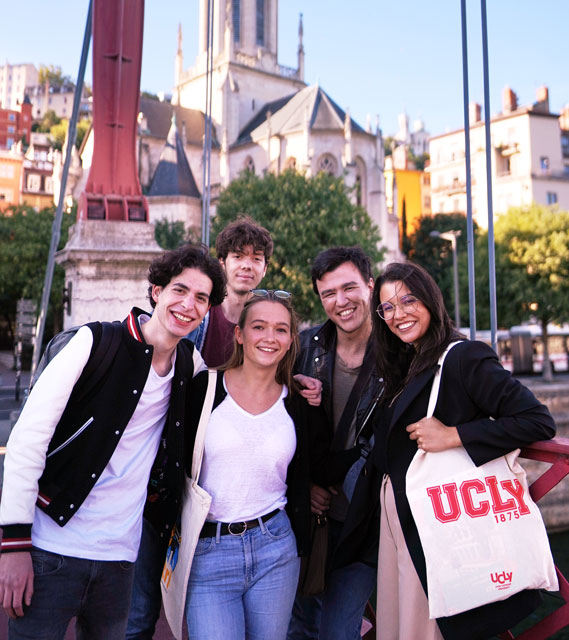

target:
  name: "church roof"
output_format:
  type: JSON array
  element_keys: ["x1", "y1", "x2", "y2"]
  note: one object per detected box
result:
[
  {"x1": 148, "y1": 117, "x2": 200, "y2": 198},
  {"x1": 139, "y1": 97, "x2": 218, "y2": 147},
  {"x1": 233, "y1": 85, "x2": 366, "y2": 147}
]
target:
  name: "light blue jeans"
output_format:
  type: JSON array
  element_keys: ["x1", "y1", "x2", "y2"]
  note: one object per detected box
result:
[{"x1": 185, "y1": 509, "x2": 300, "y2": 640}]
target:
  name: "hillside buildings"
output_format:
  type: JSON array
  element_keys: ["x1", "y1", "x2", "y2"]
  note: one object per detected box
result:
[{"x1": 429, "y1": 86, "x2": 569, "y2": 225}]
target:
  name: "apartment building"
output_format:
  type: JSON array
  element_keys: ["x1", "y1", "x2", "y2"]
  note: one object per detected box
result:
[{"x1": 429, "y1": 86, "x2": 569, "y2": 226}]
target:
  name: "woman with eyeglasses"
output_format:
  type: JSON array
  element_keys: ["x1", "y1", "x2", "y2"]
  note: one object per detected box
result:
[
  {"x1": 179, "y1": 290, "x2": 334, "y2": 639},
  {"x1": 365, "y1": 262, "x2": 555, "y2": 640}
]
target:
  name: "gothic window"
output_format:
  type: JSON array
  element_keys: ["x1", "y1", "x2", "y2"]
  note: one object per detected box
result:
[
  {"x1": 355, "y1": 157, "x2": 366, "y2": 207},
  {"x1": 244, "y1": 156, "x2": 255, "y2": 173},
  {"x1": 256, "y1": 0, "x2": 265, "y2": 46},
  {"x1": 233, "y1": 0, "x2": 240, "y2": 43},
  {"x1": 317, "y1": 154, "x2": 337, "y2": 176},
  {"x1": 355, "y1": 175, "x2": 362, "y2": 206}
]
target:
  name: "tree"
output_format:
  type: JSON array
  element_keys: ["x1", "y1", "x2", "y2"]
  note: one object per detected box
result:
[
  {"x1": 34, "y1": 110, "x2": 61, "y2": 133},
  {"x1": 494, "y1": 204, "x2": 569, "y2": 380},
  {"x1": 0, "y1": 205, "x2": 75, "y2": 343},
  {"x1": 38, "y1": 65, "x2": 73, "y2": 89},
  {"x1": 400, "y1": 197, "x2": 411, "y2": 256},
  {"x1": 406, "y1": 213, "x2": 472, "y2": 322},
  {"x1": 154, "y1": 218, "x2": 187, "y2": 250},
  {"x1": 213, "y1": 169, "x2": 384, "y2": 323}
]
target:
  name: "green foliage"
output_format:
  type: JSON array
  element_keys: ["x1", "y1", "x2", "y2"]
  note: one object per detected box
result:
[
  {"x1": 383, "y1": 136, "x2": 394, "y2": 157},
  {"x1": 408, "y1": 151, "x2": 429, "y2": 171},
  {"x1": 494, "y1": 204, "x2": 569, "y2": 326},
  {"x1": 141, "y1": 91, "x2": 160, "y2": 101},
  {"x1": 38, "y1": 65, "x2": 73, "y2": 89},
  {"x1": 0, "y1": 205, "x2": 74, "y2": 340},
  {"x1": 35, "y1": 116, "x2": 91, "y2": 151},
  {"x1": 35, "y1": 110, "x2": 61, "y2": 133},
  {"x1": 406, "y1": 213, "x2": 471, "y2": 322},
  {"x1": 213, "y1": 169, "x2": 384, "y2": 323},
  {"x1": 154, "y1": 218, "x2": 187, "y2": 250}
]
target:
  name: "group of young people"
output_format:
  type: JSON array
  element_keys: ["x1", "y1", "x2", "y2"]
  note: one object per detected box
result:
[{"x1": 0, "y1": 216, "x2": 556, "y2": 640}]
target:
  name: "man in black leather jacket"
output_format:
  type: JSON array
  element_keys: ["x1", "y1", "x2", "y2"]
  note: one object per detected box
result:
[{"x1": 287, "y1": 246, "x2": 382, "y2": 640}]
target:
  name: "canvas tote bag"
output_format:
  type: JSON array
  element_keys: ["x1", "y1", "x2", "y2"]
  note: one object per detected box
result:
[
  {"x1": 406, "y1": 342, "x2": 558, "y2": 619},
  {"x1": 161, "y1": 369, "x2": 217, "y2": 640}
]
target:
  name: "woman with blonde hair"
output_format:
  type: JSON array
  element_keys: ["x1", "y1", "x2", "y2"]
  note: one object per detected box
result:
[{"x1": 183, "y1": 290, "x2": 329, "y2": 639}]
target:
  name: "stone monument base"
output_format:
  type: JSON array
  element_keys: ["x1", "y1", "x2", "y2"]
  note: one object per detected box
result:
[{"x1": 55, "y1": 220, "x2": 164, "y2": 329}]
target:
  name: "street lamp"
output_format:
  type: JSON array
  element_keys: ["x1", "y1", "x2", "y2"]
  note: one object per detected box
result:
[{"x1": 430, "y1": 229, "x2": 462, "y2": 329}]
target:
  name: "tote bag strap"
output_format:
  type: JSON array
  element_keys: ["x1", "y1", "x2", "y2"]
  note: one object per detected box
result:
[
  {"x1": 426, "y1": 341, "x2": 462, "y2": 418},
  {"x1": 191, "y1": 369, "x2": 217, "y2": 480}
]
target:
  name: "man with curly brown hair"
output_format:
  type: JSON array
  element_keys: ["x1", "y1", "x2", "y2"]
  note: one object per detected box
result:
[{"x1": 0, "y1": 245, "x2": 225, "y2": 640}]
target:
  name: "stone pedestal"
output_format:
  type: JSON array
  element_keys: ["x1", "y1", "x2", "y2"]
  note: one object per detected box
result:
[{"x1": 55, "y1": 220, "x2": 164, "y2": 329}]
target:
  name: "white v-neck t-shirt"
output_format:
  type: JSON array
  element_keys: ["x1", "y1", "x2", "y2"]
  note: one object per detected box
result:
[{"x1": 199, "y1": 377, "x2": 296, "y2": 522}]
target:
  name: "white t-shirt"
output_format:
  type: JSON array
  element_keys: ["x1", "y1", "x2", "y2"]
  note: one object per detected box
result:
[
  {"x1": 199, "y1": 377, "x2": 297, "y2": 523},
  {"x1": 33, "y1": 325, "x2": 176, "y2": 562}
]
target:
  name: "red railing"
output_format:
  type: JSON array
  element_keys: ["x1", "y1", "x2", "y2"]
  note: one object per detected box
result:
[
  {"x1": 498, "y1": 437, "x2": 569, "y2": 639},
  {"x1": 361, "y1": 437, "x2": 569, "y2": 639}
]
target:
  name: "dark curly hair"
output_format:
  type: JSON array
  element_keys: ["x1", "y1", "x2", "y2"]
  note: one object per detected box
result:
[
  {"x1": 215, "y1": 215, "x2": 273, "y2": 263},
  {"x1": 311, "y1": 246, "x2": 373, "y2": 296},
  {"x1": 223, "y1": 295, "x2": 300, "y2": 394},
  {"x1": 147, "y1": 244, "x2": 226, "y2": 309},
  {"x1": 372, "y1": 261, "x2": 463, "y2": 403}
]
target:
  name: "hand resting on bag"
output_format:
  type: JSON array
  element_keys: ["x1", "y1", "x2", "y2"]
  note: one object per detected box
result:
[{"x1": 406, "y1": 416, "x2": 462, "y2": 453}]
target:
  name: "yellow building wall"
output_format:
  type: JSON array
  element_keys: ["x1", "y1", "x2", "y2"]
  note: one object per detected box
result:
[{"x1": 396, "y1": 169, "x2": 423, "y2": 238}]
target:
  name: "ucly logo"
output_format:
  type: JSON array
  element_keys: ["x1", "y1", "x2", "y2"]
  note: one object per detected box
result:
[
  {"x1": 491, "y1": 571, "x2": 513, "y2": 588},
  {"x1": 425, "y1": 476, "x2": 530, "y2": 523}
]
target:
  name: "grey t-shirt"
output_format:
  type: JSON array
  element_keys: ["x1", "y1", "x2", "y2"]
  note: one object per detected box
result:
[{"x1": 328, "y1": 353, "x2": 360, "y2": 522}]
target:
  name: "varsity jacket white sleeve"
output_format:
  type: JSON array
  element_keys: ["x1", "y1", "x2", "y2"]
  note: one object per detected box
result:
[{"x1": 0, "y1": 327, "x2": 92, "y2": 544}]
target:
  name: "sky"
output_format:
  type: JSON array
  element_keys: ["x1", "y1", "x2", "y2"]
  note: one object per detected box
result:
[{"x1": 1, "y1": 0, "x2": 568, "y2": 138}]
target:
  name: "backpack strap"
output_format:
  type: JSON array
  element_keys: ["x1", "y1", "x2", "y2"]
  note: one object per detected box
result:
[{"x1": 72, "y1": 321, "x2": 123, "y2": 403}]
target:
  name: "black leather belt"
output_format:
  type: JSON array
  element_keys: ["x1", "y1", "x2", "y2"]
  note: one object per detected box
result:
[{"x1": 199, "y1": 508, "x2": 281, "y2": 538}]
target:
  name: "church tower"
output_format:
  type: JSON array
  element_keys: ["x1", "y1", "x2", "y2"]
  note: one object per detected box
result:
[{"x1": 176, "y1": 0, "x2": 305, "y2": 147}]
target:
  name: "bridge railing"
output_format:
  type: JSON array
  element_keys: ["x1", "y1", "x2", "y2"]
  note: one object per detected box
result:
[{"x1": 498, "y1": 436, "x2": 569, "y2": 639}]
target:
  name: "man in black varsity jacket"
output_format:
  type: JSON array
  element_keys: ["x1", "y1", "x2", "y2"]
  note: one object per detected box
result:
[{"x1": 0, "y1": 244, "x2": 225, "y2": 640}]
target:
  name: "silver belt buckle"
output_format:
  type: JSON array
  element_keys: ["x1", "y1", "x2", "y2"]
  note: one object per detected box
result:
[{"x1": 228, "y1": 521, "x2": 247, "y2": 536}]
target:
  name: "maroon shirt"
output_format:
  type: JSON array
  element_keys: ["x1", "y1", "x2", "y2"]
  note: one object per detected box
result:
[{"x1": 201, "y1": 304, "x2": 237, "y2": 367}]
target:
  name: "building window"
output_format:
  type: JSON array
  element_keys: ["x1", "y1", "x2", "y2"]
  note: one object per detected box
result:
[
  {"x1": 232, "y1": 0, "x2": 240, "y2": 42},
  {"x1": 45, "y1": 177, "x2": 54, "y2": 194},
  {"x1": 27, "y1": 173, "x2": 41, "y2": 191},
  {"x1": 244, "y1": 156, "x2": 255, "y2": 173},
  {"x1": 256, "y1": 0, "x2": 265, "y2": 46},
  {"x1": 6, "y1": 138, "x2": 14, "y2": 148},
  {"x1": 7, "y1": 125, "x2": 15, "y2": 134},
  {"x1": 540, "y1": 156, "x2": 550, "y2": 173},
  {"x1": 285, "y1": 157, "x2": 297, "y2": 171},
  {"x1": 547, "y1": 192, "x2": 558, "y2": 205},
  {"x1": 317, "y1": 153, "x2": 337, "y2": 176},
  {"x1": 8, "y1": 113, "x2": 15, "y2": 122}
]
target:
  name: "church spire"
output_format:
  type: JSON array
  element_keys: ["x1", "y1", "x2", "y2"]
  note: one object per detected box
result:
[
  {"x1": 297, "y1": 13, "x2": 304, "y2": 82},
  {"x1": 175, "y1": 23, "x2": 183, "y2": 95}
]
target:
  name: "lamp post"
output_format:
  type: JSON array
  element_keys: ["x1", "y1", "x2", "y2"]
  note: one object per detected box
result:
[{"x1": 430, "y1": 230, "x2": 462, "y2": 329}]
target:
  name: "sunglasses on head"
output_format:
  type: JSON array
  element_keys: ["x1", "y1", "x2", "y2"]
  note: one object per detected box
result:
[{"x1": 250, "y1": 289, "x2": 292, "y2": 300}]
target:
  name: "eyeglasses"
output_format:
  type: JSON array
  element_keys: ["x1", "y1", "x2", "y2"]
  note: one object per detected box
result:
[
  {"x1": 376, "y1": 294, "x2": 419, "y2": 320},
  {"x1": 250, "y1": 289, "x2": 292, "y2": 300}
]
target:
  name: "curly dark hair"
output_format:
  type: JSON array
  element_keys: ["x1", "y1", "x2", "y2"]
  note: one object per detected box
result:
[
  {"x1": 223, "y1": 295, "x2": 300, "y2": 394},
  {"x1": 147, "y1": 244, "x2": 226, "y2": 309},
  {"x1": 372, "y1": 262, "x2": 463, "y2": 403},
  {"x1": 311, "y1": 246, "x2": 373, "y2": 296},
  {"x1": 215, "y1": 216, "x2": 273, "y2": 263}
]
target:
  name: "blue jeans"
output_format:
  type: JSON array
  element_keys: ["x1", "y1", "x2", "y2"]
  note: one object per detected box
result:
[
  {"x1": 287, "y1": 519, "x2": 376, "y2": 640},
  {"x1": 186, "y1": 509, "x2": 300, "y2": 640},
  {"x1": 8, "y1": 547, "x2": 135, "y2": 640},
  {"x1": 125, "y1": 518, "x2": 165, "y2": 639}
]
